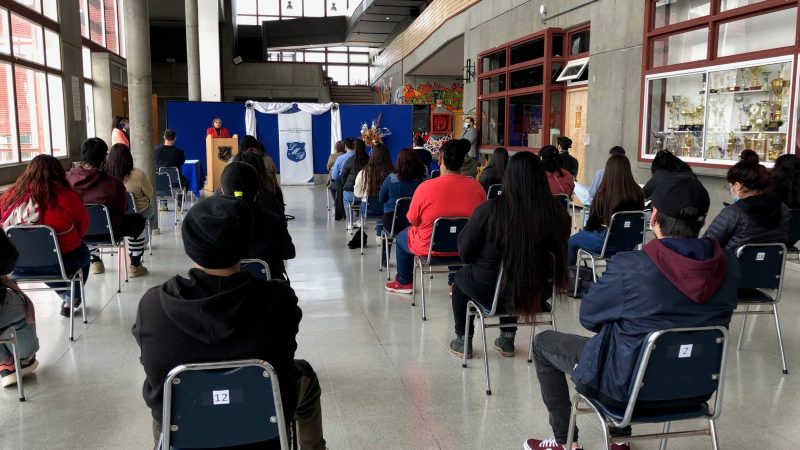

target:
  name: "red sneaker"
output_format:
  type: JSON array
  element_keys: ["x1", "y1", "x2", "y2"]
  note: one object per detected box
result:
[
  {"x1": 385, "y1": 280, "x2": 413, "y2": 294},
  {"x1": 524, "y1": 438, "x2": 581, "y2": 450}
]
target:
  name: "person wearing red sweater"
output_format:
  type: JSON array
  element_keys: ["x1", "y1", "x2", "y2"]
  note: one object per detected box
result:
[
  {"x1": 206, "y1": 117, "x2": 230, "y2": 138},
  {"x1": 1, "y1": 155, "x2": 91, "y2": 317},
  {"x1": 385, "y1": 140, "x2": 486, "y2": 294}
]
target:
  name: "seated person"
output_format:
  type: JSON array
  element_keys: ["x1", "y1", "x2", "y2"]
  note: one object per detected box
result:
[
  {"x1": 642, "y1": 150, "x2": 695, "y2": 199},
  {"x1": 576, "y1": 146, "x2": 626, "y2": 206},
  {"x1": 327, "y1": 140, "x2": 346, "y2": 188},
  {"x1": 132, "y1": 195, "x2": 325, "y2": 449},
  {"x1": 1, "y1": 155, "x2": 90, "y2": 317},
  {"x1": 459, "y1": 138, "x2": 479, "y2": 178},
  {"x1": 478, "y1": 147, "x2": 508, "y2": 192},
  {"x1": 540, "y1": 145, "x2": 575, "y2": 197},
  {"x1": 385, "y1": 140, "x2": 486, "y2": 294},
  {"x1": 106, "y1": 144, "x2": 155, "y2": 221},
  {"x1": 557, "y1": 136, "x2": 579, "y2": 178},
  {"x1": 379, "y1": 148, "x2": 426, "y2": 237},
  {"x1": 154, "y1": 128, "x2": 186, "y2": 210},
  {"x1": 330, "y1": 137, "x2": 355, "y2": 220},
  {"x1": 0, "y1": 233, "x2": 39, "y2": 388},
  {"x1": 525, "y1": 176, "x2": 740, "y2": 450},
  {"x1": 354, "y1": 143, "x2": 395, "y2": 240},
  {"x1": 219, "y1": 162, "x2": 295, "y2": 282},
  {"x1": 340, "y1": 139, "x2": 370, "y2": 226},
  {"x1": 413, "y1": 135, "x2": 433, "y2": 174},
  {"x1": 772, "y1": 154, "x2": 800, "y2": 209},
  {"x1": 67, "y1": 138, "x2": 148, "y2": 277},
  {"x1": 705, "y1": 160, "x2": 790, "y2": 251},
  {"x1": 568, "y1": 155, "x2": 644, "y2": 266},
  {"x1": 449, "y1": 152, "x2": 570, "y2": 358},
  {"x1": 232, "y1": 151, "x2": 286, "y2": 218}
]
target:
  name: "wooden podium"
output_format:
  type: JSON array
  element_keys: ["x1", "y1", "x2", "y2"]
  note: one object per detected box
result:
[{"x1": 205, "y1": 134, "x2": 238, "y2": 193}]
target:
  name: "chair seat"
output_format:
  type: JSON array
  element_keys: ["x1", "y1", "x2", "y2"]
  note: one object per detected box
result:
[
  {"x1": 737, "y1": 288, "x2": 775, "y2": 304},
  {"x1": 418, "y1": 255, "x2": 462, "y2": 266},
  {"x1": 587, "y1": 397, "x2": 711, "y2": 424},
  {"x1": 11, "y1": 269, "x2": 80, "y2": 282}
]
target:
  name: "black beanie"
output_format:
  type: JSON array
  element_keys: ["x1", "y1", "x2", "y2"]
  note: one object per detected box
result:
[
  {"x1": 220, "y1": 161, "x2": 259, "y2": 204},
  {"x1": 181, "y1": 195, "x2": 254, "y2": 269}
]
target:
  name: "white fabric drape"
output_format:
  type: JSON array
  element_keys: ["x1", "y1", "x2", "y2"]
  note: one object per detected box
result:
[{"x1": 245, "y1": 101, "x2": 341, "y2": 154}]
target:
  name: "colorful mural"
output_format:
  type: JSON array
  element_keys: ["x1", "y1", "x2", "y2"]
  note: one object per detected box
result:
[{"x1": 402, "y1": 81, "x2": 464, "y2": 113}]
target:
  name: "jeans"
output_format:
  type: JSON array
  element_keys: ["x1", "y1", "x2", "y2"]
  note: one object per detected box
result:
[
  {"x1": 0, "y1": 281, "x2": 39, "y2": 368},
  {"x1": 343, "y1": 191, "x2": 358, "y2": 225},
  {"x1": 568, "y1": 229, "x2": 607, "y2": 266},
  {"x1": 13, "y1": 244, "x2": 90, "y2": 305},
  {"x1": 394, "y1": 229, "x2": 415, "y2": 285},
  {"x1": 451, "y1": 281, "x2": 516, "y2": 337}
]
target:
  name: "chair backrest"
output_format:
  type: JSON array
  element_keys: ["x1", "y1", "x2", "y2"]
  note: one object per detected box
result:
[
  {"x1": 553, "y1": 193, "x2": 569, "y2": 208},
  {"x1": 6, "y1": 225, "x2": 66, "y2": 278},
  {"x1": 487, "y1": 184, "x2": 503, "y2": 200},
  {"x1": 85, "y1": 204, "x2": 117, "y2": 243},
  {"x1": 159, "y1": 166, "x2": 183, "y2": 189},
  {"x1": 389, "y1": 197, "x2": 412, "y2": 236},
  {"x1": 487, "y1": 254, "x2": 557, "y2": 316},
  {"x1": 430, "y1": 169, "x2": 441, "y2": 179},
  {"x1": 126, "y1": 192, "x2": 137, "y2": 213},
  {"x1": 426, "y1": 217, "x2": 469, "y2": 259},
  {"x1": 241, "y1": 259, "x2": 272, "y2": 280},
  {"x1": 601, "y1": 211, "x2": 646, "y2": 256},
  {"x1": 621, "y1": 327, "x2": 728, "y2": 426},
  {"x1": 789, "y1": 209, "x2": 800, "y2": 243},
  {"x1": 161, "y1": 359, "x2": 288, "y2": 450},
  {"x1": 155, "y1": 173, "x2": 173, "y2": 196},
  {"x1": 736, "y1": 243, "x2": 786, "y2": 295}
]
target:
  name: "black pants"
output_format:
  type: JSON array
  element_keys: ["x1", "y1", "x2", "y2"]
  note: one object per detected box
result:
[{"x1": 451, "y1": 274, "x2": 517, "y2": 337}]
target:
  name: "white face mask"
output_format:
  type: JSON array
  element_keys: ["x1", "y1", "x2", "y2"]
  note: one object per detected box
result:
[{"x1": 464, "y1": 122, "x2": 470, "y2": 129}]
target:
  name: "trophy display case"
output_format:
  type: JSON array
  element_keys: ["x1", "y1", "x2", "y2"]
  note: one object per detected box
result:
[{"x1": 643, "y1": 58, "x2": 793, "y2": 164}]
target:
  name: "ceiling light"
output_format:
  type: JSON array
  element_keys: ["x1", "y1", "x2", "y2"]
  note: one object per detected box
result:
[
  {"x1": 286, "y1": 1, "x2": 293, "y2": 10},
  {"x1": 385, "y1": 16, "x2": 391, "y2": 20},
  {"x1": 330, "y1": 2, "x2": 337, "y2": 12}
]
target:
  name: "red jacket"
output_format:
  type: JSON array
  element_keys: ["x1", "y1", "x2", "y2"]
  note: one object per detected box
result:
[
  {"x1": 206, "y1": 127, "x2": 230, "y2": 138},
  {"x1": 1, "y1": 184, "x2": 88, "y2": 254},
  {"x1": 67, "y1": 167, "x2": 128, "y2": 234}
]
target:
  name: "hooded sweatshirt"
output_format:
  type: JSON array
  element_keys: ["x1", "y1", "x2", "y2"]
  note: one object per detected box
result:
[
  {"x1": 132, "y1": 269, "x2": 301, "y2": 425},
  {"x1": 571, "y1": 237, "x2": 739, "y2": 406},
  {"x1": 705, "y1": 193, "x2": 790, "y2": 251},
  {"x1": 67, "y1": 166, "x2": 128, "y2": 233}
]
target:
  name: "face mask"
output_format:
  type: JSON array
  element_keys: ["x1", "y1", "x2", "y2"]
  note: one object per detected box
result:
[
  {"x1": 464, "y1": 122, "x2": 469, "y2": 129},
  {"x1": 731, "y1": 195, "x2": 740, "y2": 203}
]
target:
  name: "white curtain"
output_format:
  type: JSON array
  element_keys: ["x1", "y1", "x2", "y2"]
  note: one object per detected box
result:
[{"x1": 245, "y1": 101, "x2": 341, "y2": 154}]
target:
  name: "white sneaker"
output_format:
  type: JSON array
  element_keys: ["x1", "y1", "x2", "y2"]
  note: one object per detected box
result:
[{"x1": 375, "y1": 236, "x2": 383, "y2": 246}]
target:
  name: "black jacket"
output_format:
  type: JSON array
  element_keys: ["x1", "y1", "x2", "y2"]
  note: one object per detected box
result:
[
  {"x1": 340, "y1": 157, "x2": 358, "y2": 192},
  {"x1": 132, "y1": 269, "x2": 301, "y2": 426},
  {"x1": 559, "y1": 152, "x2": 579, "y2": 178},
  {"x1": 154, "y1": 144, "x2": 186, "y2": 170},
  {"x1": 642, "y1": 169, "x2": 696, "y2": 199},
  {"x1": 705, "y1": 193, "x2": 790, "y2": 251},
  {"x1": 478, "y1": 166, "x2": 502, "y2": 192},
  {"x1": 246, "y1": 206, "x2": 296, "y2": 281}
]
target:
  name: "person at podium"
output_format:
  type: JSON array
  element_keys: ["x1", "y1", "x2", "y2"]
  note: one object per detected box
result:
[{"x1": 206, "y1": 117, "x2": 230, "y2": 138}]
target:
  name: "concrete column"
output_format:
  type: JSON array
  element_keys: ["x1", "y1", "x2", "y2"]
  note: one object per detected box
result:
[
  {"x1": 90, "y1": 52, "x2": 113, "y2": 144},
  {"x1": 185, "y1": 0, "x2": 201, "y2": 101},
  {"x1": 198, "y1": 0, "x2": 221, "y2": 101},
  {"x1": 123, "y1": 0, "x2": 158, "y2": 229},
  {"x1": 58, "y1": 0, "x2": 87, "y2": 160}
]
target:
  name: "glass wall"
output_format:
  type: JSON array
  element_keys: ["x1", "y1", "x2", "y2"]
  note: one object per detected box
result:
[
  {"x1": 480, "y1": 99, "x2": 505, "y2": 146},
  {"x1": 237, "y1": 0, "x2": 357, "y2": 23},
  {"x1": 265, "y1": 46, "x2": 371, "y2": 86}
]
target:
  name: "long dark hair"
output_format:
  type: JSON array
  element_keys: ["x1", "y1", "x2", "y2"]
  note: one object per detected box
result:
[
  {"x1": 772, "y1": 154, "x2": 800, "y2": 208},
  {"x1": 239, "y1": 135, "x2": 260, "y2": 154},
  {"x1": 539, "y1": 145, "x2": 561, "y2": 173},
  {"x1": 396, "y1": 147, "x2": 425, "y2": 182},
  {"x1": 112, "y1": 115, "x2": 125, "y2": 130},
  {"x1": 352, "y1": 139, "x2": 370, "y2": 175},
  {"x1": 651, "y1": 150, "x2": 692, "y2": 174},
  {"x1": 489, "y1": 152, "x2": 570, "y2": 320},
  {"x1": 592, "y1": 155, "x2": 645, "y2": 225},
  {"x1": 104, "y1": 144, "x2": 134, "y2": 181},
  {"x1": 232, "y1": 151, "x2": 272, "y2": 203},
  {"x1": 363, "y1": 143, "x2": 394, "y2": 196},
  {"x1": 0, "y1": 155, "x2": 70, "y2": 211},
  {"x1": 487, "y1": 147, "x2": 509, "y2": 179},
  {"x1": 728, "y1": 160, "x2": 770, "y2": 192}
]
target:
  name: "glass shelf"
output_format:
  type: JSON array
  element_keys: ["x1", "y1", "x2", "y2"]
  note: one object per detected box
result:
[{"x1": 643, "y1": 58, "x2": 793, "y2": 163}]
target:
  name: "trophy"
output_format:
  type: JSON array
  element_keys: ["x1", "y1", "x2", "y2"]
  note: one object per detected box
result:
[
  {"x1": 769, "y1": 76, "x2": 788, "y2": 123},
  {"x1": 748, "y1": 66, "x2": 763, "y2": 90},
  {"x1": 666, "y1": 100, "x2": 676, "y2": 129},
  {"x1": 694, "y1": 102, "x2": 705, "y2": 130},
  {"x1": 652, "y1": 131, "x2": 665, "y2": 152},
  {"x1": 769, "y1": 135, "x2": 785, "y2": 161},
  {"x1": 726, "y1": 132, "x2": 737, "y2": 159}
]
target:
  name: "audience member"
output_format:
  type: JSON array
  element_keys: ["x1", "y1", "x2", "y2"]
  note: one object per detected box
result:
[
  {"x1": 0, "y1": 233, "x2": 39, "y2": 387},
  {"x1": 449, "y1": 152, "x2": 570, "y2": 358},
  {"x1": 206, "y1": 117, "x2": 230, "y2": 138},
  {"x1": 540, "y1": 145, "x2": 575, "y2": 197},
  {"x1": 642, "y1": 150, "x2": 695, "y2": 199},
  {"x1": 354, "y1": 143, "x2": 395, "y2": 240},
  {"x1": 154, "y1": 129, "x2": 186, "y2": 210},
  {"x1": 232, "y1": 151, "x2": 286, "y2": 217},
  {"x1": 331, "y1": 137, "x2": 356, "y2": 221},
  {"x1": 413, "y1": 135, "x2": 433, "y2": 173},
  {"x1": 340, "y1": 139, "x2": 370, "y2": 225},
  {"x1": 385, "y1": 140, "x2": 486, "y2": 293},
  {"x1": 1, "y1": 155, "x2": 90, "y2": 317},
  {"x1": 587, "y1": 146, "x2": 625, "y2": 199},
  {"x1": 525, "y1": 176, "x2": 740, "y2": 450},
  {"x1": 132, "y1": 195, "x2": 325, "y2": 449},
  {"x1": 327, "y1": 140, "x2": 346, "y2": 177},
  {"x1": 240, "y1": 138, "x2": 285, "y2": 212},
  {"x1": 459, "y1": 138, "x2": 479, "y2": 178},
  {"x1": 739, "y1": 149, "x2": 759, "y2": 163},
  {"x1": 111, "y1": 115, "x2": 129, "y2": 147},
  {"x1": 556, "y1": 136, "x2": 579, "y2": 178},
  {"x1": 105, "y1": 144, "x2": 155, "y2": 224},
  {"x1": 771, "y1": 154, "x2": 800, "y2": 209},
  {"x1": 67, "y1": 138, "x2": 148, "y2": 277},
  {"x1": 479, "y1": 147, "x2": 508, "y2": 192},
  {"x1": 568, "y1": 155, "x2": 644, "y2": 265},
  {"x1": 219, "y1": 162, "x2": 295, "y2": 282},
  {"x1": 705, "y1": 160, "x2": 790, "y2": 250},
  {"x1": 378, "y1": 148, "x2": 426, "y2": 237}
]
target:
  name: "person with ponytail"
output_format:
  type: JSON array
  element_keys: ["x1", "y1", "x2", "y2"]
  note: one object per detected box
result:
[
  {"x1": 448, "y1": 152, "x2": 570, "y2": 358},
  {"x1": 539, "y1": 145, "x2": 575, "y2": 197}
]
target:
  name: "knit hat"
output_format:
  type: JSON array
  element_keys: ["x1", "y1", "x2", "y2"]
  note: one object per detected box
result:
[
  {"x1": 650, "y1": 176, "x2": 710, "y2": 222},
  {"x1": 181, "y1": 195, "x2": 254, "y2": 269},
  {"x1": 220, "y1": 161, "x2": 259, "y2": 204}
]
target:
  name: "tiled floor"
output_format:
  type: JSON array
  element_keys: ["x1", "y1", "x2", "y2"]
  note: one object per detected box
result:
[{"x1": 1, "y1": 185, "x2": 798, "y2": 449}]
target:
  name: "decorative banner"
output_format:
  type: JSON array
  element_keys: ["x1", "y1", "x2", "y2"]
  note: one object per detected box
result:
[
  {"x1": 402, "y1": 81, "x2": 464, "y2": 112},
  {"x1": 278, "y1": 112, "x2": 314, "y2": 185}
]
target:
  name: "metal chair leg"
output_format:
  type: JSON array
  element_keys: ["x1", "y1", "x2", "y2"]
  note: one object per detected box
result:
[
  {"x1": 9, "y1": 335, "x2": 24, "y2": 401},
  {"x1": 69, "y1": 281, "x2": 75, "y2": 342},
  {"x1": 463, "y1": 306, "x2": 472, "y2": 368},
  {"x1": 709, "y1": 418, "x2": 719, "y2": 450},
  {"x1": 566, "y1": 395, "x2": 580, "y2": 449},
  {"x1": 476, "y1": 310, "x2": 491, "y2": 395},
  {"x1": 589, "y1": 255, "x2": 598, "y2": 282},
  {"x1": 421, "y1": 264, "x2": 427, "y2": 321},
  {"x1": 737, "y1": 306, "x2": 750, "y2": 351},
  {"x1": 527, "y1": 326, "x2": 535, "y2": 363},
  {"x1": 772, "y1": 306, "x2": 789, "y2": 374},
  {"x1": 411, "y1": 259, "x2": 417, "y2": 306},
  {"x1": 80, "y1": 272, "x2": 87, "y2": 324},
  {"x1": 659, "y1": 421, "x2": 670, "y2": 450}
]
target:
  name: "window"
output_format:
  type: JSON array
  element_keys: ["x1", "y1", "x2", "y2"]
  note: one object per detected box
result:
[
  {"x1": 238, "y1": 0, "x2": 355, "y2": 23},
  {"x1": 717, "y1": 8, "x2": 797, "y2": 57},
  {"x1": 556, "y1": 57, "x2": 589, "y2": 82},
  {"x1": 0, "y1": 9, "x2": 9, "y2": 54},
  {"x1": 0, "y1": 62, "x2": 17, "y2": 163},
  {"x1": 480, "y1": 98, "x2": 505, "y2": 146},
  {"x1": 480, "y1": 74, "x2": 505, "y2": 94},
  {"x1": 510, "y1": 38, "x2": 544, "y2": 65},
  {"x1": 13, "y1": 0, "x2": 57, "y2": 22},
  {"x1": 348, "y1": 66, "x2": 368, "y2": 85},
  {"x1": 11, "y1": 14, "x2": 45, "y2": 65},
  {"x1": 569, "y1": 30, "x2": 590, "y2": 56},
  {"x1": 44, "y1": 28, "x2": 60, "y2": 69},
  {"x1": 83, "y1": 46, "x2": 92, "y2": 79},
  {"x1": 481, "y1": 50, "x2": 506, "y2": 73},
  {"x1": 15, "y1": 66, "x2": 50, "y2": 161},
  {"x1": 79, "y1": 0, "x2": 125, "y2": 56},
  {"x1": 653, "y1": 0, "x2": 711, "y2": 28},
  {"x1": 85, "y1": 83, "x2": 95, "y2": 138},
  {"x1": 326, "y1": 64, "x2": 349, "y2": 85},
  {"x1": 261, "y1": 45, "x2": 370, "y2": 84},
  {"x1": 508, "y1": 94, "x2": 543, "y2": 147},
  {"x1": 720, "y1": 0, "x2": 769, "y2": 12},
  {"x1": 652, "y1": 27, "x2": 708, "y2": 68},
  {"x1": 509, "y1": 66, "x2": 543, "y2": 90}
]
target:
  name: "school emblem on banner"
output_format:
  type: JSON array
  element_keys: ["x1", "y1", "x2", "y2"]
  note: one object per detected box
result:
[{"x1": 286, "y1": 142, "x2": 306, "y2": 162}]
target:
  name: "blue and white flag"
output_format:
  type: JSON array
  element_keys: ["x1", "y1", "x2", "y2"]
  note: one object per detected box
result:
[{"x1": 278, "y1": 111, "x2": 314, "y2": 185}]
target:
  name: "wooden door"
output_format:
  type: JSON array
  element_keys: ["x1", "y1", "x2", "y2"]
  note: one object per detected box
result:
[{"x1": 565, "y1": 87, "x2": 588, "y2": 183}]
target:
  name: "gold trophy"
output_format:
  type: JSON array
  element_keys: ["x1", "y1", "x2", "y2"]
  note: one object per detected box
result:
[
  {"x1": 768, "y1": 135, "x2": 785, "y2": 161},
  {"x1": 726, "y1": 132, "x2": 737, "y2": 159},
  {"x1": 769, "y1": 77, "x2": 789, "y2": 123},
  {"x1": 748, "y1": 66, "x2": 763, "y2": 90}
]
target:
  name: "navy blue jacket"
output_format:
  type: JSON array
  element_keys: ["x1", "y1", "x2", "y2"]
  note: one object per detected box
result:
[
  {"x1": 378, "y1": 173, "x2": 424, "y2": 214},
  {"x1": 572, "y1": 238, "x2": 739, "y2": 404}
]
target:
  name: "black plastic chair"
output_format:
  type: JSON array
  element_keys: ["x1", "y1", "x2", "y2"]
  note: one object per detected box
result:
[
  {"x1": 567, "y1": 326, "x2": 729, "y2": 450},
  {"x1": 430, "y1": 169, "x2": 441, "y2": 179},
  {"x1": 159, "y1": 166, "x2": 189, "y2": 206},
  {"x1": 358, "y1": 197, "x2": 385, "y2": 255},
  {"x1": 241, "y1": 258, "x2": 272, "y2": 280},
  {"x1": 127, "y1": 191, "x2": 152, "y2": 255},
  {"x1": 573, "y1": 211, "x2": 646, "y2": 297},
  {"x1": 7, "y1": 225, "x2": 86, "y2": 341},
  {"x1": 412, "y1": 217, "x2": 469, "y2": 320},
  {"x1": 83, "y1": 204, "x2": 128, "y2": 293},
  {"x1": 158, "y1": 359, "x2": 289, "y2": 450},
  {"x1": 735, "y1": 243, "x2": 788, "y2": 374},
  {"x1": 486, "y1": 184, "x2": 503, "y2": 200},
  {"x1": 380, "y1": 197, "x2": 412, "y2": 280}
]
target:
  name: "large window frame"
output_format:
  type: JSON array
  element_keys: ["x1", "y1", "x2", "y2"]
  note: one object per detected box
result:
[
  {"x1": 0, "y1": 2, "x2": 67, "y2": 165},
  {"x1": 264, "y1": 46, "x2": 371, "y2": 86},
  {"x1": 79, "y1": 0, "x2": 126, "y2": 58},
  {"x1": 236, "y1": 0, "x2": 355, "y2": 24},
  {"x1": 639, "y1": 0, "x2": 800, "y2": 168}
]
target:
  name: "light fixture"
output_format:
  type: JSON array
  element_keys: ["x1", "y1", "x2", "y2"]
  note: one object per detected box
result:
[
  {"x1": 286, "y1": 1, "x2": 293, "y2": 10},
  {"x1": 539, "y1": 4, "x2": 547, "y2": 24},
  {"x1": 385, "y1": 16, "x2": 391, "y2": 20},
  {"x1": 330, "y1": 2, "x2": 337, "y2": 12}
]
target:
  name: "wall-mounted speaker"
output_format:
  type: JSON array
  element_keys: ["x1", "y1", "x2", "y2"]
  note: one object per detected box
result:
[{"x1": 412, "y1": 104, "x2": 430, "y2": 133}]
